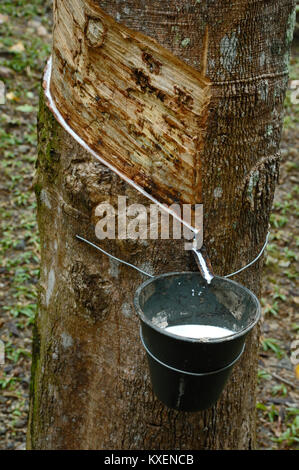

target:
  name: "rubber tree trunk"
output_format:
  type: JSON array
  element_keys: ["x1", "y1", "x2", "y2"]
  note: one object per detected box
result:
[{"x1": 28, "y1": 0, "x2": 295, "y2": 450}]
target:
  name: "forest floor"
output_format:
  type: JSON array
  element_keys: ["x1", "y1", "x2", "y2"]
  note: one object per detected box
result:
[{"x1": 0, "y1": 0, "x2": 298, "y2": 451}]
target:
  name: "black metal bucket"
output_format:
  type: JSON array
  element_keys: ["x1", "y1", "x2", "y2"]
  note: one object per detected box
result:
[{"x1": 134, "y1": 272, "x2": 261, "y2": 412}]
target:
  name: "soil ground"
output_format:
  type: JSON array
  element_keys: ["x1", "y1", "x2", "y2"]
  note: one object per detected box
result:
[{"x1": 0, "y1": 1, "x2": 298, "y2": 450}]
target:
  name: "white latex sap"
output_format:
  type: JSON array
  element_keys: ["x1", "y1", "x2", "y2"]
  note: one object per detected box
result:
[{"x1": 165, "y1": 324, "x2": 234, "y2": 339}]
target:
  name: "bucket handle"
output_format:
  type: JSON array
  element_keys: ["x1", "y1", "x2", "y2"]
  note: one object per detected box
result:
[{"x1": 140, "y1": 328, "x2": 245, "y2": 377}]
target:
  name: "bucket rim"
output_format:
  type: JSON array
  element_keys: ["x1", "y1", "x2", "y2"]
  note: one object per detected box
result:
[{"x1": 134, "y1": 271, "x2": 261, "y2": 344}]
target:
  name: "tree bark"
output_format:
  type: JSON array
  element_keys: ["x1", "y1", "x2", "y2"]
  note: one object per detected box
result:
[{"x1": 28, "y1": 0, "x2": 295, "y2": 450}]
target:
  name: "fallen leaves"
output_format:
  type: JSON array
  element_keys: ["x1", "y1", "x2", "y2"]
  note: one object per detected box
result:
[
  {"x1": 6, "y1": 91, "x2": 19, "y2": 102},
  {"x1": 0, "y1": 14, "x2": 9, "y2": 25},
  {"x1": 9, "y1": 42, "x2": 25, "y2": 53},
  {"x1": 27, "y1": 19, "x2": 49, "y2": 38},
  {"x1": 0, "y1": 66, "x2": 14, "y2": 79},
  {"x1": 16, "y1": 104, "x2": 35, "y2": 113}
]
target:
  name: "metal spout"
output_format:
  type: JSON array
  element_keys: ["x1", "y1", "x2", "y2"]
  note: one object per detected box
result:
[{"x1": 192, "y1": 241, "x2": 214, "y2": 284}]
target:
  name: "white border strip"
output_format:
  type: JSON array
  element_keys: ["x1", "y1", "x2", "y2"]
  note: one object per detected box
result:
[{"x1": 43, "y1": 56, "x2": 198, "y2": 235}]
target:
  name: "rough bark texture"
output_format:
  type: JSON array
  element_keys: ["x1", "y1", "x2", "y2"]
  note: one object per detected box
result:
[{"x1": 28, "y1": 0, "x2": 295, "y2": 450}]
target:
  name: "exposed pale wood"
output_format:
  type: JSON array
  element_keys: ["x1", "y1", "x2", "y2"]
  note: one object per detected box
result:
[{"x1": 51, "y1": 0, "x2": 211, "y2": 207}]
